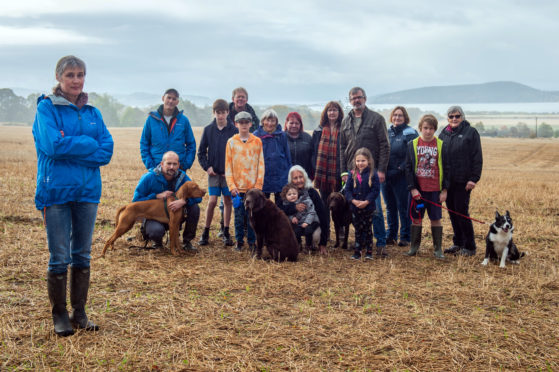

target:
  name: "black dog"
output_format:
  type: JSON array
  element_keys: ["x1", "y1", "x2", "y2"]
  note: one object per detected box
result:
[
  {"x1": 244, "y1": 188, "x2": 299, "y2": 262},
  {"x1": 327, "y1": 192, "x2": 352, "y2": 250},
  {"x1": 482, "y1": 210, "x2": 524, "y2": 268}
]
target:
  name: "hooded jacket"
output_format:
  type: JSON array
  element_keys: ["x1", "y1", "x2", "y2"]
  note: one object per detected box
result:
[
  {"x1": 405, "y1": 136, "x2": 449, "y2": 191},
  {"x1": 225, "y1": 134, "x2": 265, "y2": 193},
  {"x1": 132, "y1": 165, "x2": 201, "y2": 206},
  {"x1": 253, "y1": 124, "x2": 292, "y2": 193},
  {"x1": 438, "y1": 120, "x2": 483, "y2": 184},
  {"x1": 32, "y1": 94, "x2": 114, "y2": 210},
  {"x1": 340, "y1": 106, "x2": 390, "y2": 174},
  {"x1": 140, "y1": 106, "x2": 196, "y2": 171},
  {"x1": 197, "y1": 118, "x2": 238, "y2": 175}
]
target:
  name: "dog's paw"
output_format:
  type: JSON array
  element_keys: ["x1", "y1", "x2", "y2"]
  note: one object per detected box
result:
[
  {"x1": 499, "y1": 263, "x2": 506, "y2": 268},
  {"x1": 481, "y1": 259, "x2": 489, "y2": 266}
]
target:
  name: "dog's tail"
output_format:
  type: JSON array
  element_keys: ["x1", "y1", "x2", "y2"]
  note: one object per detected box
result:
[{"x1": 114, "y1": 205, "x2": 127, "y2": 226}]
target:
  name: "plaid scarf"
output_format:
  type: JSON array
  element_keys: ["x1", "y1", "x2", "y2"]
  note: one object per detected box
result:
[{"x1": 314, "y1": 125, "x2": 339, "y2": 193}]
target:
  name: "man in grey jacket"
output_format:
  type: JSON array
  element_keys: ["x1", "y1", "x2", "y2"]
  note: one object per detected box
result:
[{"x1": 340, "y1": 87, "x2": 390, "y2": 256}]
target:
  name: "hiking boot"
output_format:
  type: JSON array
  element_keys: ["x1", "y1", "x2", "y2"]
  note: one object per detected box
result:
[
  {"x1": 365, "y1": 251, "x2": 374, "y2": 260},
  {"x1": 351, "y1": 252, "x2": 361, "y2": 260},
  {"x1": 376, "y1": 246, "x2": 388, "y2": 258},
  {"x1": 198, "y1": 228, "x2": 210, "y2": 246},
  {"x1": 444, "y1": 245, "x2": 463, "y2": 255},
  {"x1": 182, "y1": 241, "x2": 198, "y2": 252},
  {"x1": 235, "y1": 242, "x2": 243, "y2": 252},
  {"x1": 458, "y1": 248, "x2": 476, "y2": 257},
  {"x1": 222, "y1": 228, "x2": 234, "y2": 246}
]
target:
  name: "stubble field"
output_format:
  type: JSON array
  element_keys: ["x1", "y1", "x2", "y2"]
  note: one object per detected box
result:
[{"x1": 1, "y1": 126, "x2": 558, "y2": 371}]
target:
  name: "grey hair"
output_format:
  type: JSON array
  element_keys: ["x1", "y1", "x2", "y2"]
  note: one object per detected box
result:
[
  {"x1": 349, "y1": 86, "x2": 366, "y2": 99},
  {"x1": 288, "y1": 165, "x2": 313, "y2": 189},
  {"x1": 261, "y1": 108, "x2": 279, "y2": 123},
  {"x1": 447, "y1": 105, "x2": 465, "y2": 119},
  {"x1": 55, "y1": 55, "x2": 86, "y2": 78}
]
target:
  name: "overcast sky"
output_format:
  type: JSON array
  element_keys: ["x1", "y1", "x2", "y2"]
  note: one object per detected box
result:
[{"x1": 1, "y1": 0, "x2": 558, "y2": 104}]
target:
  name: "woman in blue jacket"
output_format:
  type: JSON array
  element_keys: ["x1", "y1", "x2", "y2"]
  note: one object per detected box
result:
[
  {"x1": 382, "y1": 106, "x2": 418, "y2": 247},
  {"x1": 253, "y1": 109, "x2": 292, "y2": 206},
  {"x1": 32, "y1": 56, "x2": 114, "y2": 337}
]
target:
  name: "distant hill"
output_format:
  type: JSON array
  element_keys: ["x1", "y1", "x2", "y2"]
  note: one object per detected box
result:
[{"x1": 371, "y1": 81, "x2": 559, "y2": 103}]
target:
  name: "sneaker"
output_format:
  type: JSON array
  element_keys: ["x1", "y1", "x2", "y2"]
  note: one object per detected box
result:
[
  {"x1": 351, "y1": 252, "x2": 361, "y2": 260},
  {"x1": 146, "y1": 241, "x2": 162, "y2": 250},
  {"x1": 235, "y1": 242, "x2": 243, "y2": 252},
  {"x1": 398, "y1": 240, "x2": 410, "y2": 247},
  {"x1": 444, "y1": 245, "x2": 463, "y2": 255},
  {"x1": 182, "y1": 241, "x2": 198, "y2": 252},
  {"x1": 458, "y1": 248, "x2": 476, "y2": 257},
  {"x1": 365, "y1": 251, "x2": 374, "y2": 260},
  {"x1": 386, "y1": 238, "x2": 396, "y2": 246}
]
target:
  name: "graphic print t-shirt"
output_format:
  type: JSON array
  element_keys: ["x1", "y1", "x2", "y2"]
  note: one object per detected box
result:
[{"x1": 416, "y1": 137, "x2": 439, "y2": 192}]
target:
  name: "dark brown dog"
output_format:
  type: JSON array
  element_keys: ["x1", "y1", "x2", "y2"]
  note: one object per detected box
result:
[
  {"x1": 244, "y1": 188, "x2": 298, "y2": 262},
  {"x1": 327, "y1": 192, "x2": 352, "y2": 250},
  {"x1": 102, "y1": 181, "x2": 206, "y2": 257}
]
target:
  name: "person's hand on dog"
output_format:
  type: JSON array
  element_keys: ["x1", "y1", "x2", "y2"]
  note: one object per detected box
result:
[
  {"x1": 439, "y1": 189, "x2": 447, "y2": 203},
  {"x1": 296, "y1": 203, "x2": 306, "y2": 212},
  {"x1": 168, "y1": 199, "x2": 186, "y2": 212},
  {"x1": 157, "y1": 190, "x2": 174, "y2": 199}
]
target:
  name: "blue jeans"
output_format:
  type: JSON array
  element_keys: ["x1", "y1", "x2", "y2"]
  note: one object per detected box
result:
[
  {"x1": 381, "y1": 175, "x2": 411, "y2": 242},
  {"x1": 233, "y1": 194, "x2": 255, "y2": 245},
  {"x1": 43, "y1": 202, "x2": 98, "y2": 274},
  {"x1": 372, "y1": 194, "x2": 386, "y2": 247}
]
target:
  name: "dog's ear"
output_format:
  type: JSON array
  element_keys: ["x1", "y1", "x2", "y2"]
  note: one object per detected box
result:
[
  {"x1": 505, "y1": 210, "x2": 510, "y2": 218},
  {"x1": 253, "y1": 190, "x2": 266, "y2": 212},
  {"x1": 495, "y1": 210, "x2": 500, "y2": 219},
  {"x1": 176, "y1": 181, "x2": 190, "y2": 200}
]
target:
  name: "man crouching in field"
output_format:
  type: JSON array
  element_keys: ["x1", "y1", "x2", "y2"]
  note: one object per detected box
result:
[{"x1": 133, "y1": 151, "x2": 202, "y2": 251}]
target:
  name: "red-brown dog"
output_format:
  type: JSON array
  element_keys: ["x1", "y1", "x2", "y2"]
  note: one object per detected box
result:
[{"x1": 102, "y1": 181, "x2": 205, "y2": 257}]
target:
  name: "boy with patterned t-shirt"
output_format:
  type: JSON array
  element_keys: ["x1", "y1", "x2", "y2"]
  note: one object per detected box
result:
[{"x1": 404, "y1": 114, "x2": 449, "y2": 259}]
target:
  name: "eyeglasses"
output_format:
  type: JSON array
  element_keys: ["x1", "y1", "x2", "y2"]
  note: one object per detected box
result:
[
  {"x1": 448, "y1": 114, "x2": 461, "y2": 119},
  {"x1": 350, "y1": 95, "x2": 365, "y2": 101}
]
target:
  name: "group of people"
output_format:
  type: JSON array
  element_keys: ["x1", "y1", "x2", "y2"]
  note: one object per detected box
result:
[{"x1": 33, "y1": 55, "x2": 483, "y2": 337}]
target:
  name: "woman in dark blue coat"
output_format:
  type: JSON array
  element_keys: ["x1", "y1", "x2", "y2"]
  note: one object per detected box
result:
[{"x1": 381, "y1": 106, "x2": 418, "y2": 247}]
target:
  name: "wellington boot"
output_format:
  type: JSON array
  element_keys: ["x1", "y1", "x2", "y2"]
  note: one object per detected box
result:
[
  {"x1": 405, "y1": 225, "x2": 422, "y2": 256},
  {"x1": 432, "y1": 226, "x2": 445, "y2": 259},
  {"x1": 47, "y1": 271, "x2": 74, "y2": 337},
  {"x1": 69, "y1": 267, "x2": 99, "y2": 331}
]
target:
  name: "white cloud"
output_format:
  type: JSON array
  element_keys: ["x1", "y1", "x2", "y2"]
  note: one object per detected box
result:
[{"x1": 0, "y1": 26, "x2": 105, "y2": 45}]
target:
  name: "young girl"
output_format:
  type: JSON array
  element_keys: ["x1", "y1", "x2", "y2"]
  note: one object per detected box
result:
[
  {"x1": 280, "y1": 183, "x2": 320, "y2": 252},
  {"x1": 344, "y1": 148, "x2": 380, "y2": 260}
]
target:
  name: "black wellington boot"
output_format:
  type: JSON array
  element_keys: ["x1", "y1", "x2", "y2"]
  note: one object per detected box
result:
[
  {"x1": 69, "y1": 267, "x2": 99, "y2": 331},
  {"x1": 47, "y1": 271, "x2": 74, "y2": 337}
]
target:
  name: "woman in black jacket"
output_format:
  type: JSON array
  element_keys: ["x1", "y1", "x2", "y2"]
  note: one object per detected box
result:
[{"x1": 438, "y1": 106, "x2": 483, "y2": 256}]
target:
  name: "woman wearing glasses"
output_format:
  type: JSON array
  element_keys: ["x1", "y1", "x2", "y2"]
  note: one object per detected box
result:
[
  {"x1": 382, "y1": 106, "x2": 418, "y2": 247},
  {"x1": 438, "y1": 106, "x2": 483, "y2": 257}
]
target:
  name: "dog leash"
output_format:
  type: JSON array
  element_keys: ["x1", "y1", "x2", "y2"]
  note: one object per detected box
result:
[{"x1": 409, "y1": 196, "x2": 487, "y2": 225}]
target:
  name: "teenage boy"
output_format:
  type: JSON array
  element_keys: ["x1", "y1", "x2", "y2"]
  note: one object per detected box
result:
[
  {"x1": 404, "y1": 114, "x2": 449, "y2": 259},
  {"x1": 197, "y1": 99, "x2": 238, "y2": 246},
  {"x1": 225, "y1": 111, "x2": 265, "y2": 252}
]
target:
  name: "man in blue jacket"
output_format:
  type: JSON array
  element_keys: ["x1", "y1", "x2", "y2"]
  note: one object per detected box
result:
[
  {"x1": 133, "y1": 151, "x2": 201, "y2": 251},
  {"x1": 140, "y1": 89, "x2": 196, "y2": 171}
]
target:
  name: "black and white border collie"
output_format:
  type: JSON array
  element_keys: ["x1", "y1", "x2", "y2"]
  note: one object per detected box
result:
[{"x1": 482, "y1": 210, "x2": 524, "y2": 268}]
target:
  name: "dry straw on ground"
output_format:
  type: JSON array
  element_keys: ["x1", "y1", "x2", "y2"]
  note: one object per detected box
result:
[{"x1": 1, "y1": 126, "x2": 558, "y2": 371}]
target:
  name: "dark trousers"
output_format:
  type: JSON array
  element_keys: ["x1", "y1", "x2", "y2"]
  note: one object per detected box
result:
[
  {"x1": 446, "y1": 182, "x2": 476, "y2": 251},
  {"x1": 318, "y1": 189, "x2": 332, "y2": 236},
  {"x1": 293, "y1": 221, "x2": 320, "y2": 246},
  {"x1": 264, "y1": 192, "x2": 282, "y2": 208},
  {"x1": 352, "y1": 208, "x2": 374, "y2": 252},
  {"x1": 143, "y1": 203, "x2": 200, "y2": 244}
]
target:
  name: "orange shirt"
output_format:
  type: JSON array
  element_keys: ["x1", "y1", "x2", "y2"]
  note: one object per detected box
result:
[{"x1": 225, "y1": 134, "x2": 265, "y2": 193}]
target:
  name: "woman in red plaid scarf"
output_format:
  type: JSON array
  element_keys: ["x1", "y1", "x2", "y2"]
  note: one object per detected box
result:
[{"x1": 311, "y1": 101, "x2": 345, "y2": 229}]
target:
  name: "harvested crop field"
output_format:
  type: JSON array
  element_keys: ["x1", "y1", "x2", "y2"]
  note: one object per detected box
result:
[{"x1": 1, "y1": 126, "x2": 558, "y2": 371}]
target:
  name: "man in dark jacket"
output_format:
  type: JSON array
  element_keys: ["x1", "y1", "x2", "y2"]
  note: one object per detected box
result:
[
  {"x1": 228, "y1": 87, "x2": 260, "y2": 133},
  {"x1": 340, "y1": 87, "x2": 390, "y2": 254}
]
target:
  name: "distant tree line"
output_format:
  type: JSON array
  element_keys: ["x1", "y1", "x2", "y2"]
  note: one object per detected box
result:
[{"x1": 473, "y1": 121, "x2": 558, "y2": 138}]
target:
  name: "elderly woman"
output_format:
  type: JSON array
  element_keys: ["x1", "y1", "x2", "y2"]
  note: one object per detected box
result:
[
  {"x1": 253, "y1": 109, "x2": 292, "y2": 206},
  {"x1": 312, "y1": 101, "x2": 344, "y2": 212},
  {"x1": 382, "y1": 106, "x2": 418, "y2": 247},
  {"x1": 284, "y1": 112, "x2": 314, "y2": 178},
  {"x1": 32, "y1": 56, "x2": 114, "y2": 336},
  {"x1": 281, "y1": 165, "x2": 329, "y2": 255},
  {"x1": 438, "y1": 106, "x2": 483, "y2": 256}
]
